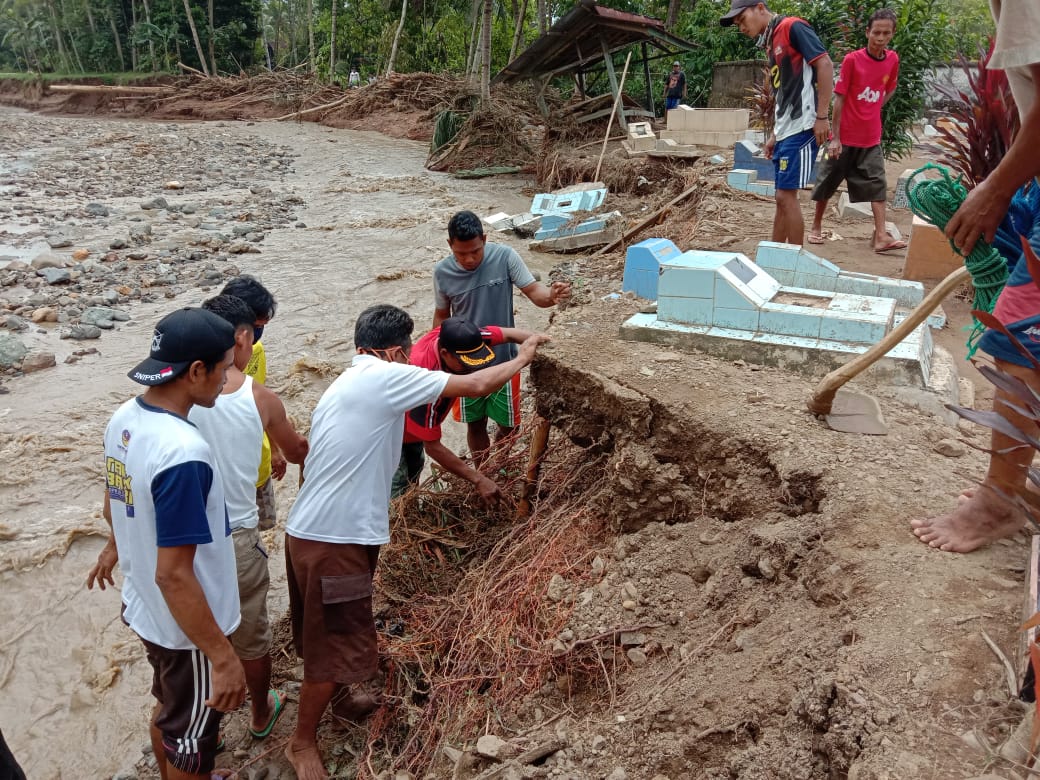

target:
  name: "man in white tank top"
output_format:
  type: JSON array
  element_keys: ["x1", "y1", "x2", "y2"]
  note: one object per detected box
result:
[{"x1": 190, "y1": 295, "x2": 309, "y2": 741}]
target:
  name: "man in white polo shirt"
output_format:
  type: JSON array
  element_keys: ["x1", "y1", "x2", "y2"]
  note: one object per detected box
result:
[{"x1": 283, "y1": 304, "x2": 547, "y2": 780}]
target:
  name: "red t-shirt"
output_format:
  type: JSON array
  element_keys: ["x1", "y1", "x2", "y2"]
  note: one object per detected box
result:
[
  {"x1": 834, "y1": 47, "x2": 900, "y2": 148},
  {"x1": 403, "y1": 325, "x2": 504, "y2": 443}
]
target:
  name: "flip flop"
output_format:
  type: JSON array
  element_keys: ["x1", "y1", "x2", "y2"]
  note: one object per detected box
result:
[
  {"x1": 807, "y1": 232, "x2": 826, "y2": 245},
  {"x1": 874, "y1": 238, "x2": 907, "y2": 253},
  {"x1": 249, "y1": 689, "x2": 287, "y2": 739}
]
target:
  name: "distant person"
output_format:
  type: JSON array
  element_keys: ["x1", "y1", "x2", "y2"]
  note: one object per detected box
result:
[
  {"x1": 190, "y1": 295, "x2": 309, "y2": 741},
  {"x1": 368, "y1": 74, "x2": 377, "y2": 85},
  {"x1": 221, "y1": 275, "x2": 282, "y2": 531},
  {"x1": 911, "y1": 0, "x2": 1040, "y2": 553},
  {"x1": 722, "y1": 0, "x2": 834, "y2": 245},
  {"x1": 348, "y1": 69, "x2": 361, "y2": 88},
  {"x1": 663, "y1": 61, "x2": 687, "y2": 111},
  {"x1": 433, "y1": 210, "x2": 570, "y2": 464},
  {"x1": 808, "y1": 8, "x2": 906, "y2": 253},
  {"x1": 390, "y1": 317, "x2": 546, "y2": 501},
  {"x1": 87, "y1": 307, "x2": 244, "y2": 779},
  {"x1": 283, "y1": 304, "x2": 547, "y2": 780}
]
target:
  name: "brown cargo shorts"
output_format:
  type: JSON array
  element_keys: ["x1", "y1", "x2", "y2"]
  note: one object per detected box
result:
[
  {"x1": 230, "y1": 525, "x2": 272, "y2": 661},
  {"x1": 285, "y1": 534, "x2": 380, "y2": 684}
]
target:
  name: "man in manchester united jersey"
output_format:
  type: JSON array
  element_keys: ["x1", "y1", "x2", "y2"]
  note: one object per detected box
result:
[
  {"x1": 722, "y1": 0, "x2": 834, "y2": 245},
  {"x1": 809, "y1": 8, "x2": 906, "y2": 253}
]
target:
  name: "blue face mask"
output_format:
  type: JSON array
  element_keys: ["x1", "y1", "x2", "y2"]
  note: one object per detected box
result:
[{"x1": 253, "y1": 325, "x2": 265, "y2": 342}]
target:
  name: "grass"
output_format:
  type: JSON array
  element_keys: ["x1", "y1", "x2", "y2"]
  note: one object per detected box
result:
[{"x1": 0, "y1": 71, "x2": 174, "y2": 84}]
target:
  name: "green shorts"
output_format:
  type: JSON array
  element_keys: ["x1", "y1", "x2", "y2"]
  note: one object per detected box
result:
[{"x1": 453, "y1": 373, "x2": 521, "y2": 428}]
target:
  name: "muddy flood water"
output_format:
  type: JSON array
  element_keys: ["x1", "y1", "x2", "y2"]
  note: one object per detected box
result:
[{"x1": 0, "y1": 106, "x2": 557, "y2": 778}]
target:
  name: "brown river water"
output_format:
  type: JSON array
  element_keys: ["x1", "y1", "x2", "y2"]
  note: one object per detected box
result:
[{"x1": 0, "y1": 106, "x2": 556, "y2": 778}]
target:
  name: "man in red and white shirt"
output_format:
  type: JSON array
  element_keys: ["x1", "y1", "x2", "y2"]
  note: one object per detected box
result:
[
  {"x1": 809, "y1": 8, "x2": 905, "y2": 253},
  {"x1": 390, "y1": 317, "x2": 545, "y2": 502}
]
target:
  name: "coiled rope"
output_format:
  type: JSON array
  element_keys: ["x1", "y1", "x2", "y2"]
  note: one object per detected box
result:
[{"x1": 906, "y1": 162, "x2": 1009, "y2": 356}]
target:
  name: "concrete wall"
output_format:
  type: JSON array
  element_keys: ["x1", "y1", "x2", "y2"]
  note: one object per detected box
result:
[{"x1": 709, "y1": 60, "x2": 766, "y2": 109}]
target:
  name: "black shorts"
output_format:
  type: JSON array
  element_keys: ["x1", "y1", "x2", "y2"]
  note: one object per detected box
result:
[
  {"x1": 141, "y1": 637, "x2": 225, "y2": 775},
  {"x1": 811, "y1": 144, "x2": 887, "y2": 203}
]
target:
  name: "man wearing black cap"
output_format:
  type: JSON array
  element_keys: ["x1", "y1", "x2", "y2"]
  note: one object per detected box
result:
[
  {"x1": 721, "y1": 0, "x2": 833, "y2": 245},
  {"x1": 87, "y1": 307, "x2": 246, "y2": 780},
  {"x1": 391, "y1": 317, "x2": 547, "y2": 502},
  {"x1": 663, "y1": 61, "x2": 687, "y2": 111}
]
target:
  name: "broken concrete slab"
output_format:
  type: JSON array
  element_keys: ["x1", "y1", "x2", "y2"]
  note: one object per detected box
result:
[{"x1": 837, "y1": 192, "x2": 875, "y2": 220}]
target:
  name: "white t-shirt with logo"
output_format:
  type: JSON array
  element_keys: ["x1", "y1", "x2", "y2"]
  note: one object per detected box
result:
[
  {"x1": 105, "y1": 397, "x2": 240, "y2": 650},
  {"x1": 286, "y1": 355, "x2": 450, "y2": 545}
]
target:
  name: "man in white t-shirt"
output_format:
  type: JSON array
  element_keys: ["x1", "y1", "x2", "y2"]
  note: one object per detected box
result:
[
  {"x1": 87, "y1": 307, "x2": 245, "y2": 779},
  {"x1": 283, "y1": 304, "x2": 548, "y2": 780}
]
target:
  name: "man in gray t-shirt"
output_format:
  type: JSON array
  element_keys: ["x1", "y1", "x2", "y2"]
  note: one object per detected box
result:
[{"x1": 433, "y1": 210, "x2": 571, "y2": 462}]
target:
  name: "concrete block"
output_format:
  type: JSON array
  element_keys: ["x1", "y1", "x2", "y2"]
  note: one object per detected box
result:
[
  {"x1": 818, "y1": 312, "x2": 889, "y2": 344},
  {"x1": 627, "y1": 135, "x2": 657, "y2": 152},
  {"x1": 734, "y1": 139, "x2": 761, "y2": 163},
  {"x1": 886, "y1": 222, "x2": 902, "y2": 242},
  {"x1": 628, "y1": 121, "x2": 654, "y2": 138},
  {"x1": 684, "y1": 108, "x2": 749, "y2": 133},
  {"x1": 709, "y1": 154, "x2": 726, "y2": 164},
  {"x1": 658, "y1": 264, "x2": 716, "y2": 299},
  {"x1": 660, "y1": 129, "x2": 697, "y2": 146},
  {"x1": 658, "y1": 295, "x2": 714, "y2": 325},
  {"x1": 836, "y1": 192, "x2": 875, "y2": 220},
  {"x1": 666, "y1": 105, "x2": 696, "y2": 131},
  {"x1": 530, "y1": 185, "x2": 607, "y2": 215},
  {"x1": 713, "y1": 277, "x2": 757, "y2": 310},
  {"x1": 656, "y1": 138, "x2": 679, "y2": 149},
  {"x1": 622, "y1": 238, "x2": 682, "y2": 300},
  {"x1": 694, "y1": 130, "x2": 745, "y2": 148},
  {"x1": 727, "y1": 169, "x2": 755, "y2": 188},
  {"x1": 754, "y1": 241, "x2": 801, "y2": 271},
  {"x1": 748, "y1": 181, "x2": 776, "y2": 197},
  {"x1": 483, "y1": 211, "x2": 512, "y2": 231},
  {"x1": 759, "y1": 304, "x2": 823, "y2": 338},
  {"x1": 892, "y1": 168, "x2": 916, "y2": 209},
  {"x1": 903, "y1": 215, "x2": 963, "y2": 281},
  {"x1": 712, "y1": 306, "x2": 761, "y2": 332}
]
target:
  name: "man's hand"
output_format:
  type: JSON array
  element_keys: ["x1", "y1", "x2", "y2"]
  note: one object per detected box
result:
[
  {"x1": 206, "y1": 653, "x2": 247, "y2": 713},
  {"x1": 549, "y1": 280, "x2": 571, "y2": 305},
  {"x1": 763, "y1": 133, "x2": 777, "y2": 159},
  {"x1": 271, "y1": 451, "x2": 287, "y2": 481},
  {"x1": 474, "y1": 474, "x2": 503, "y2": 504},
  {"x1": 945, "y1": 177, "x2": 1013, "y2": 256},
  {"x1": 813, "y1": 118, "x2": 830, "y2": 146},
  {"x1": 86, "y1": 538, "x2": 118, "y2": 590},
  {"x1": 518, "y1": 333, "x2": 551, "y2": 362},
  {"x1": 826, "y1": 139, "x2": 841, "y2": 159}
]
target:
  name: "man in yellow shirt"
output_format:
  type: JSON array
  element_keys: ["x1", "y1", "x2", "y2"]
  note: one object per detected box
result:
[{"x1": 222, "y1": 276, "x2": 283, "y2": 529}]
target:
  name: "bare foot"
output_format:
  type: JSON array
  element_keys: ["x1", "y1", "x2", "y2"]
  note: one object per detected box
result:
[
  {"x1": 910, "y1": 485, "x2": 1023, "y2": 552},
  {"x1": 285, "y1": 741, "x2": 328, "y2": 780}
]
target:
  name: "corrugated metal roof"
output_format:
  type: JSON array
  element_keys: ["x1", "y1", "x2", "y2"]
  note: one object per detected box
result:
[{"x1": 494, "y1": 0, "x2": 697, "y2": 84}]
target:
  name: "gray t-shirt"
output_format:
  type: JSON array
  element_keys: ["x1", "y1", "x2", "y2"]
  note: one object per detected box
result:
[{"x1": 433, "y1": 242, "x2": 536, "y2": 364}]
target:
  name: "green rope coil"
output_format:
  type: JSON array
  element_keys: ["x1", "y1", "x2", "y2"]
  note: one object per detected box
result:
[{"x1": 905, "y1": 162, "x2": 1009, "y2": 357}]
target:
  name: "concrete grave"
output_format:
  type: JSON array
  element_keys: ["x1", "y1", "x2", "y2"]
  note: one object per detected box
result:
[
  {"x1": 734, "y1": 139, "x2": 775, "y2": 183},
  {"x1": 621, "y1": 248, "x2": 944, "y2": 392},
  {"x1": 531, "y1": 182, "x2": 608, "y2": 215},
  {"x1": 622, "y1": 238, "x2": 684, "y2": 300},
  {"x1": 727, "y1": 168, "x2": 776, "y2": 197}
]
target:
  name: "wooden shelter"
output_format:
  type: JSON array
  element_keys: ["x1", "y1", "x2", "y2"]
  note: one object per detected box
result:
[{"x1": 493, "y1": 0, "x2": 697, "y2": 130}]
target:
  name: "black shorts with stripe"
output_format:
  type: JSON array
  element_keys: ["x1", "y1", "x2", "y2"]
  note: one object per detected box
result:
[{"x1": 141, "y1": 637, "x2": 225, "y2": 775}]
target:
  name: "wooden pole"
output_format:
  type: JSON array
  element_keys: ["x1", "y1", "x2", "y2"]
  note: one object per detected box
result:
[
  {"x1": 599, "y1": 40, "x2": 628, "y2": 132},
  {"x1": 593, "y1": 50, "x2": 632, "y2": 184},
  {"x1": 591, "y1": 181, "x2": 699, "y2": 256},
  {"x1": 516, "y1": 416, "x2": 551, "y2": 520}
]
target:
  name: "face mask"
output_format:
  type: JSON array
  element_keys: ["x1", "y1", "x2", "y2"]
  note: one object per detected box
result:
[{"x1": 253, "y1": 325, "x2": 265, "y2": 342}]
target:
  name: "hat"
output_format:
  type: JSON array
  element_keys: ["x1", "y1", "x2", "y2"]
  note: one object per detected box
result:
[
  {"x1": 720, "y1": 0, "x2": 760, "y2": 26},
  {"x1": 672, "y1": 61, "x2": 681, "y2": 66},
  {"x1": 128, "y1": 307, "x2": 236, "y2": 386},
  {"x1": 438, "y1": 317, "x2": 495, "y2": 369}
]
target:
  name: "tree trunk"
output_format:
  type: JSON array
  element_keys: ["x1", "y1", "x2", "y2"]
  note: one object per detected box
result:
[
  {"x1": 329, "y1": 0, "x2": 337, "y2": 80},
  {"x1": 288, "y1": 0, "x2": 297, "y2": 66},
  {"x1": 129, "y1": 0, "x2": 138, "y2": 70},
  {"x1": 306, "y1": 0, "x2": 315, "y2": 71},
  {"x1": 509, "y1": 0, "x2": 528, "y2": 62},
  {"x1": 181, "y1": 0, "x2": 210, "y2": 75},
  {"x1": 58, "y1": 0, "x2": 87, "y2": 72},
  {"x1": 108, "y1": 2, "x2": 125, "y2": 70},
  {"x1": 142, "y1": 0, "x2": 157, "y2": 69},
  {"x1": 479, "y1": 0, "x2": 491, "y2": 102},
  {"x1": 83, "y1": 0, "x2": 97, "y2": 34},
  {"x1": 465, "y1": 0, "x2": 480, "y2": 77},
  {"x1": 665, "y1": 0, "x2": 680, "y2": 30},
  {"x1": 385, "y1": 0, "x2": 407, "y2": 77},
  {"x1": 47, "y1": 0, "x2": 72, "y2": 72},
  {"x1": 207, "y1": 0, "x2": 216, "y2": 75},
  {"x1": 537, "y1": 0, "x2": 546, "y2": 36},
  {"x1": 169, "y1": 0, "x2": 181, "y2": 64}
]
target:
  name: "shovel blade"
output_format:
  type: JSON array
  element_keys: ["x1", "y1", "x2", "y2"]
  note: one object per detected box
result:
[{"x1": 824, "y1": 390, "x2": 888, "y2": 435}]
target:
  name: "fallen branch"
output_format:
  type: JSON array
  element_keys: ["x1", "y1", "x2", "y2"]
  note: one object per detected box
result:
[
  {"x1": 472, "y1": 739, "x2": 567, "y2": 779},
  {"x1": 982, "y1": 629, "x2": 1019, "y2": 698},
  {"x1": 592, "y1": 182, "x2": 701, "y2": 256},
  {"x1": 274, "y1": 91, "x2": 353, "y2": 121}
]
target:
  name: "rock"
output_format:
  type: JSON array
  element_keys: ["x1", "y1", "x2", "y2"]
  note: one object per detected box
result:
[
  {"x1": 31, "y1": 252, "x2": 65, "y2": 270},
  {"x1": 591, "y1": 555, "x2": 605, "y2": 576},
  {"x1": 626, "y1": 648, "x2": 648, "y2": 666},
  {"x1": 31, "y1": 307, "x2": 57, "y2": 323},
  {"x1": 758, "y1": 557, "x2": 777, "y2": 580},
  {"x1": 621, "y1": 581, "x2": 641, "y2": 603},
  {"x1": 228, "y1": 242, "x2": 260, "y2": 254},
  {"x1": 0, "y1": 333, "x2": 28, "y2": 366},
  {"x1": 619, "y1": 632, "x2": 646, "y2": 647},
  {"x1": 39, "y1": 267, "x2": 71, "y2": 284},
  {"x1": 47, "y1": 235, "x2": 73, "y2": 248},
  {"x1": 85, "y1": 203, "x2": 110, "y2": 217},
  {"x1": 81, "y1": 307, "x2": 122, "y2": 327},
  {"x1": 141, "y1": 196, "x2": 168, "y2": 210},
  {"x1": 21, "y1": 351, "x2": 56, "y2": 373},
  {"x1": 733, "y1": 628, "x2": 755, "y2": 652},
  {"x1": 621, "y1": 599, "x2": 637, "y2": 611},
  {"x1": 590, "y1": 735, "x2": 607, "y2": 751},
  {"x1": 690, "y1": 565, "x2": 712, "y2": 584},
  {"x1": 163, "y1": 181, "x2": 184, "y2": 190},
  {"x1": 109, "y1": 238, "x2": 127, "y2": 250},
  {"x1": 933, "y1": 438, "x2": 967, "y2": 458},
  {"x1": 475, "y1": 734, "x2": 510, "y2": 760},
  {"x1": 606, "y1": 769, "x2": 627, "y2": 780},
  {"x1": 102, "y1": 289, "x2": 120, "y2": 304},
  {"x1": 62, "y1": 324, "x2": 102, "y2": 340},
  {"x1": 546, "y1": 574, "x2": 567, "y2": 602},
  {"x1": 3, "y1": 315, "x2": 28, "y2": 332},
  {"x1": 72, "y1": 248, "x2": 90, "y2": 261}
]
